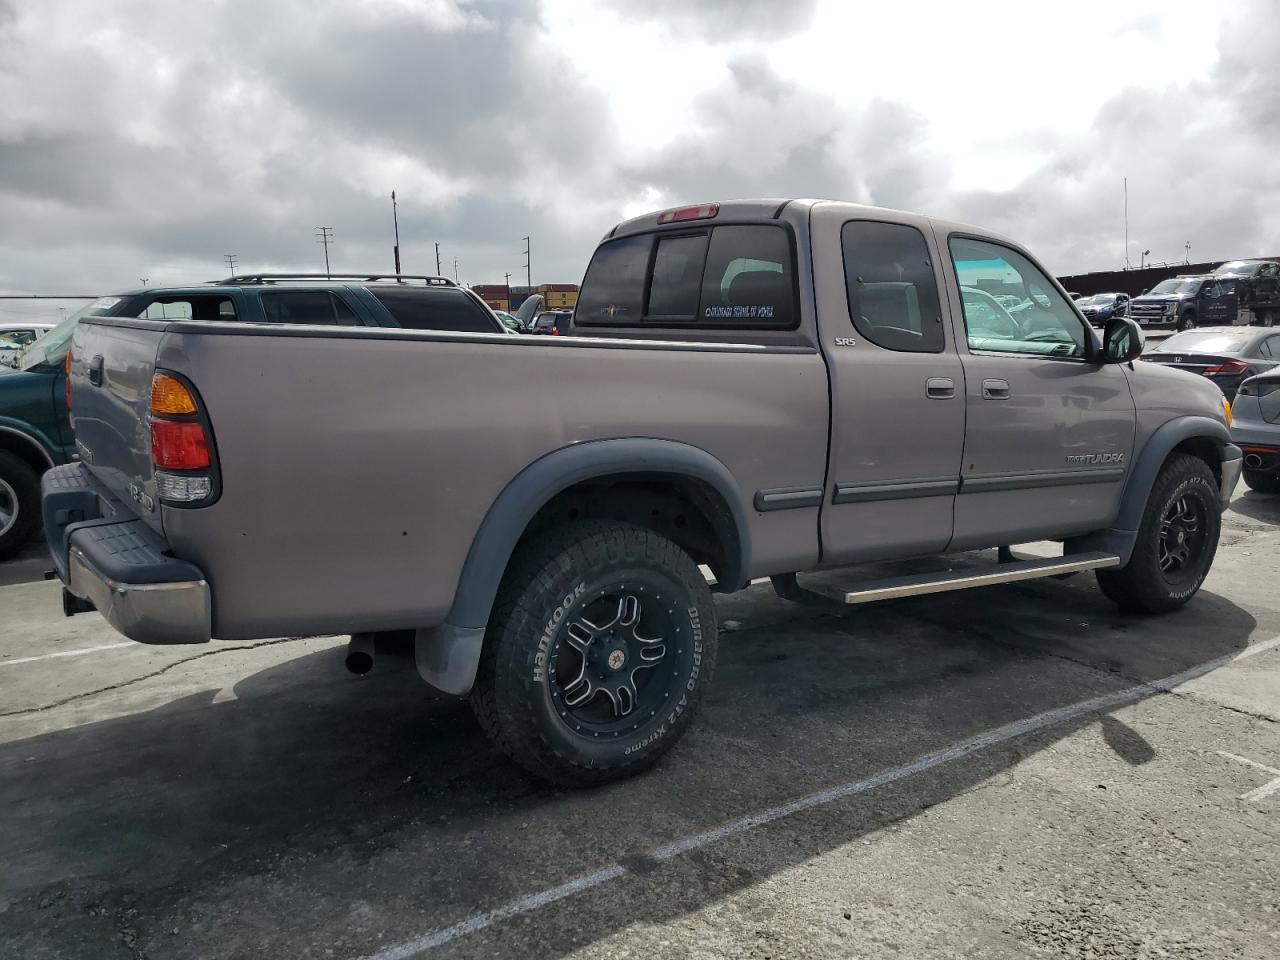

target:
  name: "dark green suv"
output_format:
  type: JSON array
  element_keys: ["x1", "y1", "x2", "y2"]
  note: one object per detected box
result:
[{"x1": 0, "y1": 274, "x2": 503, "y2": 558}]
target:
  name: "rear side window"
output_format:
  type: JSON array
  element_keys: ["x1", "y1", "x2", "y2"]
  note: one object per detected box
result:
[
  {"x1": 260, "y1": 291, "x2": 360, "y2": 326},
  {"x1": 370, "y1": 288, "x2": 500, "y2": 333},
  {"x1": 576, "y1": 224, "x2": 795, "y2": 328},
  {"x1": 841, "y1": 221, "x2": 945, "y2": 353},
  {"x1": 136, "y1": 296, "x2": 238, "y2": 322}
]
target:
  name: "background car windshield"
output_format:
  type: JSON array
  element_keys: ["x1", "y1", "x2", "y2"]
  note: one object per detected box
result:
[
  {"x1": 1152, "y1": 331, "x2": 1246, "y2": 353},
  {"x1": 1148, "y1": 279, "x2": 1199, "y2": 295},
  {"x1": 1078, "y1": 294, "x2": 1115, "y2": 305},
  {"x1": 16, "y1": 297, "x2": 122, "y2": 371},
  {"x1": 1215, "y1": 262, "x2": 1257, "y2": 276}
]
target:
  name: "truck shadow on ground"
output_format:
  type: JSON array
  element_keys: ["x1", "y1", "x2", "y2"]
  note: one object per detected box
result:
[
  {"x1": 0, "y1": 575, "x2": 1262, "y2": 959},
  {"x1": 1227, "y1": 490, "x2": 1280, "y2": 526}
]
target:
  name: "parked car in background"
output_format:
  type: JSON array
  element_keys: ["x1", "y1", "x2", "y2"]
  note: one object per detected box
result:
[
  {"x1": 0, "y1": 322, "x2": 55, "y2": 363},
  {"x1": 0, "y1": 305, "x2": 109, "y2": 557},
  {"x1": 47, "y1": 198, "x2": 1240, "y2": 786},
  {"x1": 1075, "y1": 292, "x2": 1129, "y2": 327},
  {"x1": 1128, "y1": 276, "x2": 1236, "y2": 331},
  {"x1": 530, "y1": 309, "x2": 573, "y2": 335},
  {"x1": 1231, "y1": 368, "x2": 1280, "y2": 493},
  {"x1": 1141, "y1": 326, "x2": 1280, "y2": 401},
  {"x1": 1211, "y1": 260, "x2": 1280, "y2": 327}
]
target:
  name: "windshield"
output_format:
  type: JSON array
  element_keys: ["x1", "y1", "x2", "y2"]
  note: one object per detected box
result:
[
  {"x1": 1147, "y1": 279, "x2": 1200, "y2": 296},
  {"x1": 14, "y1": 297, "x2": 123, "y2": 371},
  {"x1": 1077, "y1": 294, "x2": 1116, "y2": 306},
  {"x1": 1151, "y1": 331, "x2": 1247, "y2": 354},
  {"x1": 1215, "y1": 261, "x2": 1259, "y2": 277}
]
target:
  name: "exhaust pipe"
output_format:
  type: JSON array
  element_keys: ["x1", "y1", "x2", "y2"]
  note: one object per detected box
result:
[
  {"x1": 1244, "y1": 453, "x2": 1264, "y2": 469},
  {"x1": 345, "y1": 632, "x2": 376, "y2": 675}
]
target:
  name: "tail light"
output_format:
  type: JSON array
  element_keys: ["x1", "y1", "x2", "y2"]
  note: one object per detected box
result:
[
  {"x1": 149, "y1": 371, "x2": 218, "y2": 505},
  {"x1": 1202, "y1": 358, "x2": 1249, "y2": 376}
]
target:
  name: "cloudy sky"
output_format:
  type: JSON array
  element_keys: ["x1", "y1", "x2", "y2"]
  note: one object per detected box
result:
[{"x1": 1, "y1": 0, "x2": 1277, "y2": 319}]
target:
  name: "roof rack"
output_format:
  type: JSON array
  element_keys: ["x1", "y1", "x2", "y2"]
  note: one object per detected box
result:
[{"x1": 213, "y1": 273, "x2": 458, "y2": 287}]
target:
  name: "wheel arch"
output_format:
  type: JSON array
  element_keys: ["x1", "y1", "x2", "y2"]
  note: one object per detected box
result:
[
  {"x1": 1071, "y1": 416, "x2": 1232, "y2": 566},
  {"x1": 0, "y1": 424, "x2": 56, "y2": 474},
  {"x1": 447, "y1": 438, "x2": 752, "y2": 632}
]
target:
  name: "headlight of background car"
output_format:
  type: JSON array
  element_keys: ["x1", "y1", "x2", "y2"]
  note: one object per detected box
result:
[{"x1": 1165, "y1": 302, "x2": 1177, "y2": 314}]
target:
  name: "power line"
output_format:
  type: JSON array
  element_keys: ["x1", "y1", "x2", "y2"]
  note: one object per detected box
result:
[{"x1": 315, "y1": 226, "x2": 334, "y2": 278}]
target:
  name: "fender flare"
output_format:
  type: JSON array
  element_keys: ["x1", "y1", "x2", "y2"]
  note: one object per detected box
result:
[
  {"x1": 415, "y1": 438, "x2": 753, "y2": 695},
  {"x1": 1072, "y1": 415, "x2": 1231, "y2": 566},
  {"x1": 0, "y1": 421, "x2": 58, "y2": 470}
]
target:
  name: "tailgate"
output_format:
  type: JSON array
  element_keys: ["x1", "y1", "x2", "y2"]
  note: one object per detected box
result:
[{"x1": 69, "y1": 319, "x2": 165, "y2": 534}]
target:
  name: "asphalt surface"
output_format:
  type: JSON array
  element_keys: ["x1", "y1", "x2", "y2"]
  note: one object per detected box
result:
[{"x1": 1, "y1": 489, "x2": 1278, "y2": 959}]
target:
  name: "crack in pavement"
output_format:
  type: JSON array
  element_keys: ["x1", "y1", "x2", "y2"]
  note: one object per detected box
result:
[{"x1": 0, "y1": 636, "x2": 328, "y2": 719}]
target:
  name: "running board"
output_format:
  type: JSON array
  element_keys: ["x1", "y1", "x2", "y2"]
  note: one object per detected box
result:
[{"x1": 771, "y1": 551, "x2": 1121, "y2": 607}]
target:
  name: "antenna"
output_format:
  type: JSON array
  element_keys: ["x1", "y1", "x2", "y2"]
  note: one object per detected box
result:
[
  {"x1": 315, "y1": 226, "x2": 334, "y2": 279},
  {"x1": 1123, "y1": 177, "x2": 1130, "y2": 269},
  {"x1": 391, "y1": 192, "x2": 401, "y2": 275}
]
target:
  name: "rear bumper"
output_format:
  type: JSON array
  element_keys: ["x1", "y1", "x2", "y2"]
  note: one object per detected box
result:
[{"x1": 42, "y1": 462, "x2": 211, "y2": 644}]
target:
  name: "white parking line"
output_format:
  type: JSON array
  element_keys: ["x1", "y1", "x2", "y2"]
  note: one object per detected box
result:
[
  {"x1": 1217, "y1": 751, "x2": 1280, "y2": 802},
  {"x1": 0, "y1": 641, "x2": 135, "y2": 667},
  {"x1": 356, "y1": 634, "x2": 1280, "y2": 959}
]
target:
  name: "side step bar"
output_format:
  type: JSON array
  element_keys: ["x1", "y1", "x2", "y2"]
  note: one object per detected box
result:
[{"x1": 772, "y1": 551, "x2": 1121, "y2": 607}]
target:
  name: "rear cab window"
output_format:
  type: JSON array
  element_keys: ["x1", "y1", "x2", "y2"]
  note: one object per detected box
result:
[
  {"x1": 576, "y1": 223, "x2": 796, "y2": 329},
  {"x1": 369, "y1": 288, "x2": 502, "y2": 333}
]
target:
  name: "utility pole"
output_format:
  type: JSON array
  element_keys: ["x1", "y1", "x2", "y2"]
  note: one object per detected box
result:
[
  {"x1": 1185, "y1": 241, "x2": 1191, "y2": 265},
  {"x1": 453, "y1": 257, "x2": 459, "y2": 283},
  {"x1": 223, "y1": 254, "x2": 238, "y2": 276},
  {"x1": 522, "y1": 236, "x2": 531, "y2": 288},
  {"x1": 504, "y1": 271, "x2": 512, "y2": 306},
  {"x1": 435, "y1": 242, "x2": 442, "y2": 278},
  {"x1": 391, "y1": 191, "x2": 402, "y2": 276},
  {"x1": 139, "y1": 277, "x2": 149, "y2": 288},
  {"x1": 315, "y1": 226, "x2": 334, "y2": 278}
]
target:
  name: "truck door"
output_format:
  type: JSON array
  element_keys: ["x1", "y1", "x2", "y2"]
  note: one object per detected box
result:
[
  {"x1": 811, "y1": 206, "x2": 966, "y2": 564},
  {"x1": 940, "y1": 234, "x2": 1135, "y2": 549}
]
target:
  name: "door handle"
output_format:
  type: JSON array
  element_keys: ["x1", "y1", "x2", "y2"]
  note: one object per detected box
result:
[
  {"x1": 88, "y1": 355, "x2": 104, "y2": 387},
  {"x1": 925, "y1": 377, "x2": 955, "y2": 399},
  {"x1": 982, "y1": 378, "x2": 1010, "y2": 400}
]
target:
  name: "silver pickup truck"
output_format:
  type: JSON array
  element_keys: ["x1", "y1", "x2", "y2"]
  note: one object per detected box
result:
[{"x1": 45, "y1": 199, "x2": 1242, "y2": 785}]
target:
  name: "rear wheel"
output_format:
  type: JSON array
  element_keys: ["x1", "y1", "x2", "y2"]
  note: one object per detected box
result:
[
  {"x1": 0, "y1": 451, "x2": 41, "y2": 561},
  {"x1": 471, "y1": 521, "x2": 717, "y2": 786},
  {"x1": 1096, "y1": 453, "x2": 1220, "y2": 613},
  {"x1": 1243, "y1": 469, "x2": 1280, "y2": 494}
]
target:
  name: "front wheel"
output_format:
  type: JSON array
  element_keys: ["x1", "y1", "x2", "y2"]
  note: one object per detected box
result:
[
  {"x1": 471, "y1": 521, "x2": 718, "y2": 786},
  {"x1": 1177, "y1": 311, "x2": 1197, "y2": 332},
  {"x1": 1243, "y1": 469, "x2": 1280, "y2": 494},
  {"x1": 0, "y1": 451, "x2": 41, "y2": 561},
  {"x1": 1096, "y1": 453, "x2": 1220, "y2": 613}
]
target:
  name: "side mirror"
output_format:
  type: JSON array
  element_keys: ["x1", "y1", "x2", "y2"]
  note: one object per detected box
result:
[{"x1": 1103, "y1": 316, "x2": 1144, "y2": 363}]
